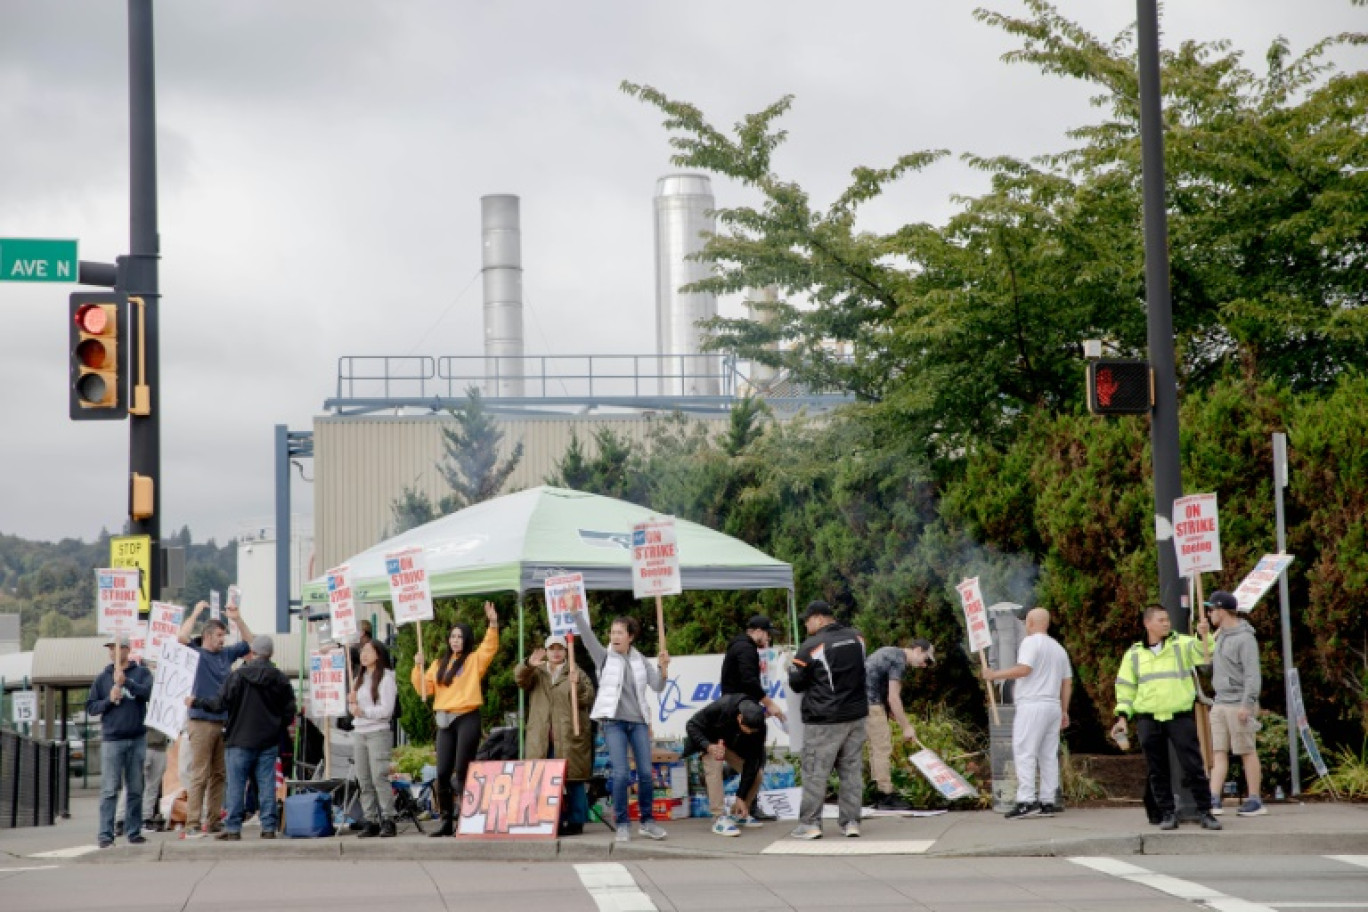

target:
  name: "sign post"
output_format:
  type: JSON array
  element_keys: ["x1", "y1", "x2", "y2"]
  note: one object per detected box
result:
[
  {"x1": 0, "y1": 238, "x2": 78, "y2": 282},
  {"x1": 956, "y1": 577, "x2": 999, "y2": 725}
]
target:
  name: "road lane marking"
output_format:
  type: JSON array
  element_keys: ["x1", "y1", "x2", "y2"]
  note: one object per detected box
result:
[
  {"x1": 0, "y1": 865, "x2": 62, "y2": 873},
  {"x1": 1070, "y1": 856, "x2": 1276, "y2": 912},
  {"x1": 1326, "y1": 856, "x2": 1368, "y2": 871},
  {"x1": 28, "y1": 845, "x2": 101, "y2": 859},
  {"x1": 574, "y1": 862, "x2": 657, "y2": 912},
  {"x1": 761, "y1": 838, "x2": 934, "y2": 855}
]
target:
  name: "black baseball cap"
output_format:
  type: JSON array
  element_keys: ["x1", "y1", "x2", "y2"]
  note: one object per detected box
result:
[
  {"x1": 1205, "y1": 590, "x2": 1238, "y2": 613},
  {"x1": 800, "y1": 600, "x2": 835, "y2": 621},
  {"x1": 737, "y1": 699, "x2": 767, "y2": 730},
  {"x1": 746, "y1": 614, "x2": 774, "y2": 632}
]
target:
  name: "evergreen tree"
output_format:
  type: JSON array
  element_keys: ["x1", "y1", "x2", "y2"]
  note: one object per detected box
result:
[{"x1": 435, "y1": 388, "x2": 524, "y2": 513}]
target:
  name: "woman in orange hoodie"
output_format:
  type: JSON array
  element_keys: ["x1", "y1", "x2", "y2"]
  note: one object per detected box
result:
[{"x1": 411, "y1": 600, "x2": 499, "y2": 836}]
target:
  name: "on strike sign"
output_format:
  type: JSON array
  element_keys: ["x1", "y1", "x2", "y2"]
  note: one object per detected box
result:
[
  {"x1": 147, "y1": 601, "x2": 185, "y2": 657},
  {"x1": 632, "y1": 518, "x2": 681, "y2": 599},
  {"x1": 543, "y1": 573, "x2": 586, "y2": 636},
  {"x1": 1232, "y1": 554, "x2": 1295, "y2": 612},
  {"x1": 956, "y1": 577, "x2": 992, "y2": 653},
  {"x1": 386, "y1": 546, "x2": 434, "y2": 625},
  {"x1": 909, "y1": 748, "x2": 977, "y2": 801},
  {"x1": 1173, "y1": 493, "x2": 1222, "y2": 577},
  {"x1": 309, "y1": 650, "x2": 347, "y2": 717},
  {"x1": 326, "y1": 564, "x2": 358, "y2": 641},
  {"x1": 96, "y1": 568, "x2": 141, "y2": 637}
]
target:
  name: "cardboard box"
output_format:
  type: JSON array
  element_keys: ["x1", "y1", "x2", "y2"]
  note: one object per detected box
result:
[{"x1": 626, "y1": 798, "x2": 689, "y2": 821}]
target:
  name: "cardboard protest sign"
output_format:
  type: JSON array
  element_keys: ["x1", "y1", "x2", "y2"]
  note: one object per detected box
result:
[
  {"x1": 956, "y1": 578, "x2": 992, "y2": 653},
  {"x1": 127, "y1": 626, "x2": 147, "y2": 665},
  {"x1": 543, "y1": 573, "x2": 586, "y2": 637},
  {"x1": 1232, "y1": 554, "x2": 1295, "y2": 611},
  {"x1": 458, "y1": 759, "x2": 566, "y2": 838},
  {"x1": 96, "y1": 568, "x2": 141, "y2": 637},
  {"x1": 1286, "y1": 668, "x2": 1329, "y2": 779},
  {"x1": 146, "y1": 639, "x2": 201, "y2": 740},
  {"x1": 1174, "y1": 493, "x2": 1223, "y2": 577},
  {"x1": 147, "y1": 601, "x2": 184, "y2": 658},
  {"x1": 308, "y1": 650, "x2": 347, "y2": 717},
  {"x1": 909, "y1": 748, "x2": 977, "y2": 801},
  {"x1": 631, "y1": 518, "x2": 681, "y2": 599},
  {"x1": 386, "y1": 546, "x2": 434, "y2": 625},
  {"x1": 11, "y1": 691, "x2": 37, "y2": 725},
  {"x1": 325, "y1": 565, "x2": 359, "y2": 641}
]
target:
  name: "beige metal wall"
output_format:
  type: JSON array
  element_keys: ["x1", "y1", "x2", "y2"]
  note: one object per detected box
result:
[{"x1": 314, "y1": 413, "x2": 731, "y2": 569}]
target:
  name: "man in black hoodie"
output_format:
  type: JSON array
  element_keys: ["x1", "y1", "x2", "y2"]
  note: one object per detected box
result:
[
  {"x1": 187, "y1": 635, "x2": 296, "y2": 840},
  {"x1": 683, "y1": 694, "x2": 768, "y2": 836},
  {"x1": 787, "y1": 600, "x2": 868, "y2": 840},
  {"x1": 87, "y1": 638, "x2": 154, "y2": 848},
  {"x1": 720, "y1": 615, "x2": 787, "y2": 725}
]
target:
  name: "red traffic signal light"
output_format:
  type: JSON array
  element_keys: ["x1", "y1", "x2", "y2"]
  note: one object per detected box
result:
[
  {"x1": 1086, "y1": 359, "x2": 1152, "y2": 416},
  {"x1": 69, "y1": 293, "x2": 128, "y2": 420}
]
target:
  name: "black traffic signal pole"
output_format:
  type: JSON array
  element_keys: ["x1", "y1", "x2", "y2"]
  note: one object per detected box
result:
[
  {"x1": 1137, "y1": 0, "x2": 1185, "y2": 623},
  {"x1": 121, "y1": 0, "x2": 161, "y2": 603}
]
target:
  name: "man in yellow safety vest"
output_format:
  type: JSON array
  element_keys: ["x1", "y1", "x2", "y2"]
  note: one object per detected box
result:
[{"x1": 1110, "y1": 604, "x2": 1221, "y2": 832}]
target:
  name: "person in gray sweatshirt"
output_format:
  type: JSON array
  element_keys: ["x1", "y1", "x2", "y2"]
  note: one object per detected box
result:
[{"x1": 1205, "y1": 590, "x2": 1267, "y2": 816}]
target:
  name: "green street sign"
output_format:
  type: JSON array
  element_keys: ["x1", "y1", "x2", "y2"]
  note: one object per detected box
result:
[{"x1": 0, "y1": 238, "x2": 79, "y2": 283}]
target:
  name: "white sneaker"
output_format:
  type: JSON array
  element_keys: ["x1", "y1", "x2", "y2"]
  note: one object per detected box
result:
[
  {"x1": 711, "y1": 816, "x2": 740, "y2": 837},
  {"x1": 638, "y1": 820, "x2": 667, "y2": 840},
  {"x1": 615, "y1": 824, "x2": 631, "y2": 843},
  {"x1": 842, "y1": 822, "x2": 861, "y2": 838},
  {"x1": 789, "y1": 824, "x2": 822, "y2": 840}
]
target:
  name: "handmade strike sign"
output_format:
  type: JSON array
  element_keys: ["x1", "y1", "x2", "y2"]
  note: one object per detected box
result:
[
  {"x1": 325, "y1": 565, "x2": 359, "y2": 641},
  {"x1": 147, "y1": 601, "x2": 184, "y2": 657},
  {"x1": 543, "y1": 572, "x2": 586, "y2": 637},
  {"x1": 309, "y1": 650, "x2": 347, "y2": 717},
  {"x1": 385, "y1": 546, "x2": 434, "y2": 625},
  {"x1": 1173, "y1": 493, "x2": 1223, "y2": 577},
  {"x1": 146, "y1": 639, "x2": 200, "y2": 740},
  {"x1": 631, "y1": 518, "x2": 681, "y2": 599},
  {"x1": 909, "y1": 748, "x2": 976, "y2": 801},
  {"x1": 956, "y1": 577, "x2": 999, "y2": 724},
  {"x1": 1232, "y1": 554, "x2": 1295, "y2": 611},
  {"x1": 95, "y1": 568, "x2": 141, "y2": 637},
  {"x1": 458, "y1": 759, "x2": 566, "y2": 839}
]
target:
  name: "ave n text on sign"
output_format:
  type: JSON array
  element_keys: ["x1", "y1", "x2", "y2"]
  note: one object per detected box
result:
[{"x1": 0, "y1": 238, "x2": 78, "y2": 282}]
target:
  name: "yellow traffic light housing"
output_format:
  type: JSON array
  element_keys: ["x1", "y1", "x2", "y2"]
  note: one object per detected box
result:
[{"x1": 69, "y1": 293, "x2": 128, "y2": 420}]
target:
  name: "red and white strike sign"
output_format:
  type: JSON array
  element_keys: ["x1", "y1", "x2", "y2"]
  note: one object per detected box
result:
[
  {"x1": 326, "y1": 564, "x2": 358, "y2": 642},
  {"x1": 96, "y1": 568, "x2": 141, "y2": 638},
  {"x1": 544, "y1": 573, "x2": 586, "y2": 636},
  {"x1": 1173, "y1": 493, "x2": 1223, "y2": 577},
  {"x1": 956, "y1": 577, "x2": 992, "y2": 653},
  {"x1": 386, "y1": 546, "x2": 434, "y2": 625},
  {"x1": 632, "y1": 518, "x2": 681, "y2": 599}
]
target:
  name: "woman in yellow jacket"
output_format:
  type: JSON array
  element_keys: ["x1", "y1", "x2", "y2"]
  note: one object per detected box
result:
[{"x1": 412, "y1": 600, "x2": 499, "y2": 836}]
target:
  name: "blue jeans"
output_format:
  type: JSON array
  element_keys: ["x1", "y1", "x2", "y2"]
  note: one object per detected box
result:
[
  {"x1": 602, "y1": 719, "x2": 654, "y2": 826},
  {"x1": 99, "y1": 736, "x2": 146, "y2": 843},
  {"x1": 225, "y1": 746, "x2": 279, "y2": 834}
]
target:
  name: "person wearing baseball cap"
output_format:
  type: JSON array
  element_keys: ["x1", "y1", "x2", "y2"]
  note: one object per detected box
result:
[
  {"x1": 720, "y1": 614, "x2": 787, "y2": 724},
  {"x1": 87, "y1": 637, "x2": 153, "y2": 848},
  {"x1": 516, "y1": 633, "x2": 596, "y2": 835},
  {"x1": 864, "y1": 637, "x2": 936, "y2": 811},
  {"x1": 1205, "y1": 590, "x2": 1267, "y2": 817}
]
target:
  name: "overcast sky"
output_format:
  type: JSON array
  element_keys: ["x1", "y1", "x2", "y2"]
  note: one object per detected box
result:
[{"x1": 1, "y1": 1, "x2": 1363, "y2": 548}]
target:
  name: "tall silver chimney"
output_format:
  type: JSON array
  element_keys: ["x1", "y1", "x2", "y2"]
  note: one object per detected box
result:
[
  {"x1": 481, "y1": 194, "x2": 524, "y2": 398},
  {"x1": 654, "y1": 174, "x2": 718, "y2": 396}
]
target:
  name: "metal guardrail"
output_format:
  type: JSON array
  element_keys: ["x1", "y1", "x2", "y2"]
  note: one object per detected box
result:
[{"x1": 0, "y1": 730, "x2": 69, "y2": 828}]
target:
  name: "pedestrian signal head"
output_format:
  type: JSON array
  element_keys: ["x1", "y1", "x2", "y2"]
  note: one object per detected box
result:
[{"x1": 1086, "y1": 359, "x2": 1152, "y2": 416}]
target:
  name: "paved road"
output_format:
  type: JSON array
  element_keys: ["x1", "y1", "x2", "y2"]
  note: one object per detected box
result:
[{"x1": 2, "y1": 855, "x2": 1366, "y2": 911}]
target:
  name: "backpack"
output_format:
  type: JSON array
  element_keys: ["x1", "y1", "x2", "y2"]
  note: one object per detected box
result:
[{"x1": 474, "y1": 725, "x2": 519, "y2": 761}]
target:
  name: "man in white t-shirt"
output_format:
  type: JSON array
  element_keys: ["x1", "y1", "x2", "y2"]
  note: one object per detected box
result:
[{"x1": 982, "y1": 608, "x2": 1073, "y2": 818}]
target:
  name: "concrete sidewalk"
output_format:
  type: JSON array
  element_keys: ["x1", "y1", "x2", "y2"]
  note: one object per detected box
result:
[{"x1": 5, "y1": 786, "x2": 1366, "y2": 863}]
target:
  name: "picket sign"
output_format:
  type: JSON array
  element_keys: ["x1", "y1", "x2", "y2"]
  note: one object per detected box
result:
[
  {"x1": 147, "y1": 601, "x2": 184, "y2": 659},
  {"x1": 326, "y1": 565, "x2": 359, "y2": 642},
  {"x1": 909, "y1": 748, "x2": 976, "y2": 801},
  {"x1": 209, "y1": 589, "x2": 221, "y2": 622},
  {"x1": 1173, "y1": 493, "x2": 1223, "y2": 577},
  {"x1": 147, "y1": 639, "x2": 200, "y2": 740},
  {"x1": 386, "y1": 546, "x2": 434, "y2": 699},
  {"x1": 956, "y1": 577, "x2": 999, "y2": 724},
  {"x1": 95, "y1": 568, "x2": 141, "y2": 638},
  {"x1": 543, "y1": 572, "x2": 588, "y2": 736},
  {"x1": 309, "y1": 649, "x2": 347, "y2": 718},
  {"x1": 1232, "y1": 554, "x2": 1295, "y2": 612},
  {"x1": 632, "y1": 518, "x2": 680, "y2": 651}
]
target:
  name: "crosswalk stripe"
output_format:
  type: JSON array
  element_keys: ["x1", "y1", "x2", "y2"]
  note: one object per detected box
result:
[
  {"x1": 1326, "y1": 856, "x2": 1368, "y2": 871},
  {"x1": 761, "y1": 838, "x2": 934, "y2": 855},
  {"x1": 573, "y1": 862, "x2": 658, "y2": 912},
  {"x1": 28, "y1": 845, "x2": 101, "y2": 859},
  {"x1": 1070, "y1": 856, "x2": 1276, "y2": 912},
  {"x1": 0, "y1": 865, "x2": 62, "y2": 873}
]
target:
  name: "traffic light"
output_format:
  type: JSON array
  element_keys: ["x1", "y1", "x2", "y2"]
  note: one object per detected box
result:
[
  {"x1": 1086, "y1": 359, "x2": 1152, "y2": 416},
  {"x1": 69, "y1": 292, "x2": 128, "y2": 420}
]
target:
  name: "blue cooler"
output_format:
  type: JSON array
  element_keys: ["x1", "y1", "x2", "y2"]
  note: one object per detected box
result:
[{"x1": 283, "y1": 792, "x2": 334, "y2": 838}]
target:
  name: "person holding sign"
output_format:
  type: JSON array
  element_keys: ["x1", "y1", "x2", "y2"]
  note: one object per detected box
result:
[
  {"x1": 87, "y1": 639, "x2": 154, "y2": 848},
  {"x1": 177, "y1": 598, "x2": 254, "y2": 836},
  {"x1": 1204, "y1": 590, "x2": 1267, "y2": 817},
  {"x1": 186, "y1": 636, "x2": 296, "y2": 840},
  {"x1": 982, "y1": 609, "x2": 1072, "y2": 819},
  {"x1": 516, "y1": 635, "x2": 596, "y2": 835},
  {"x1": 787, "y1": 600, "x2": 868, "y2": 840},
  {"x1": 574, "y1": 610, "x2": 670, "y2": 843},
  {"x1": 411, "y1": 601, "x2": 500, "y2": 837},
  {"x1": 349, "y1": 640, "x2": 399, "y2": 838},
  {"x1": 1111, "y1": 605, "x2": 1220, "y2": 831}
]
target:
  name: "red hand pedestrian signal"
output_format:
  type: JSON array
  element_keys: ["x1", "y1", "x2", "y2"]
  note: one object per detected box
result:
[{"x1": 1086, "y1": 360, "x2": 1151, "y2": 416}]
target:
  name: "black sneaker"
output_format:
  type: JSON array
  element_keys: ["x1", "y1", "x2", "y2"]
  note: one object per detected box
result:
[
  {"x1": 1159, "y1": 813, "x2": 1178, "y2": 831},
  {"x1": 260, "y1": 831, "x2": 276, "y2": 839},
  {"x1": 749, "y1": 806, "x2": 778, "y2": 822},
  {"x1": 877, "y1": 792, "x2": 914, "y2": 811},
  {"x1": 1004, "y1": 802, "x2": 1041, "y2": 820},
  {"x1": 357, "y1": 823, "x2": 381, "y2": 839},
  {"x1": 215, "y1": 831, "x2": 241, "y2": 841},
  {"x1": 127, "y1": 834, "x2": 147, "y2": 845},
  {"x1": 1200, "y1": 812, "x2": 1223, "y2": 831},
  {"x1": 1037, "y1": 803, "x2": 1059, "y2": 817},
  {"x1": 114, "y1": 821, "x2": 125, "y2": 837}
]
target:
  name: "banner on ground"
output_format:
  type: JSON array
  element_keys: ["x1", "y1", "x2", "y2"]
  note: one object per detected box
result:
[
  {"x1": 909, "y1": 748, "x2": 977, "y2": 801},
  {"x1": 386, "y1": 546, "x2": 434, "y2": 625},
  {"x1": 147, "y1": 601, "x2": 184, "y2": 658},
  {"x1": 309, "y1": 649, "x2": 347, "y2": 717},
  {"x1": 458, "y1": 759, "x2": 566, "y2": 839},
  {"x1": 543, "y1": 572, "x2": 586, "y2": 637},
  {"x1": 1173, "y1": 493, "x2": 1223, "y2": 577},
  {"x1": 146, "y1": 639, "x2": 201, "y2": 740},
  {"x1": 631, "y1": 518, "x2": 681, "y2": 599},
  {"x1": 325, "y1": 565, "x2": 359, "y2": 641},
  {"x1": 1232, "y1": 554, "x2": 1295, "y2": 612},
  {"x1": 956, "y1": 578, "x2": 992, "y2": 653},
  {"x1": 1286, "y1": 668, "x2": 1329, "y2": 778},
  {"x1": 96, "y1": 568, "x2": 142, "y2": 637}
]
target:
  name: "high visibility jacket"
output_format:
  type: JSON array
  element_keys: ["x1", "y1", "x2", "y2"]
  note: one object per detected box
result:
[{"x1": 1114, "y1": 632, "x2": 1210, "y2": 721}]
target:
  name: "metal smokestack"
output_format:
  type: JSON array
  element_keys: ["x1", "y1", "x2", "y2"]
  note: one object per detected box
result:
[
  {"x1": 654, "y1": 174, "x2": 718, "y2": 396},
  {"x1": 481, "y1": 194, "x2": 524, "y2": 398}
]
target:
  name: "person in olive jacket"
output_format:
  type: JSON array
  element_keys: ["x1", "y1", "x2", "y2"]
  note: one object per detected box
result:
[{"x1": 516, "y1": 634, "x2": 596, "y2": 835}]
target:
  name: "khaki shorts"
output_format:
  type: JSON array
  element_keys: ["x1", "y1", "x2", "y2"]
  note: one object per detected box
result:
[{"x1": 1209, "y1": 703, "x2": 1259, "y2": 755}]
